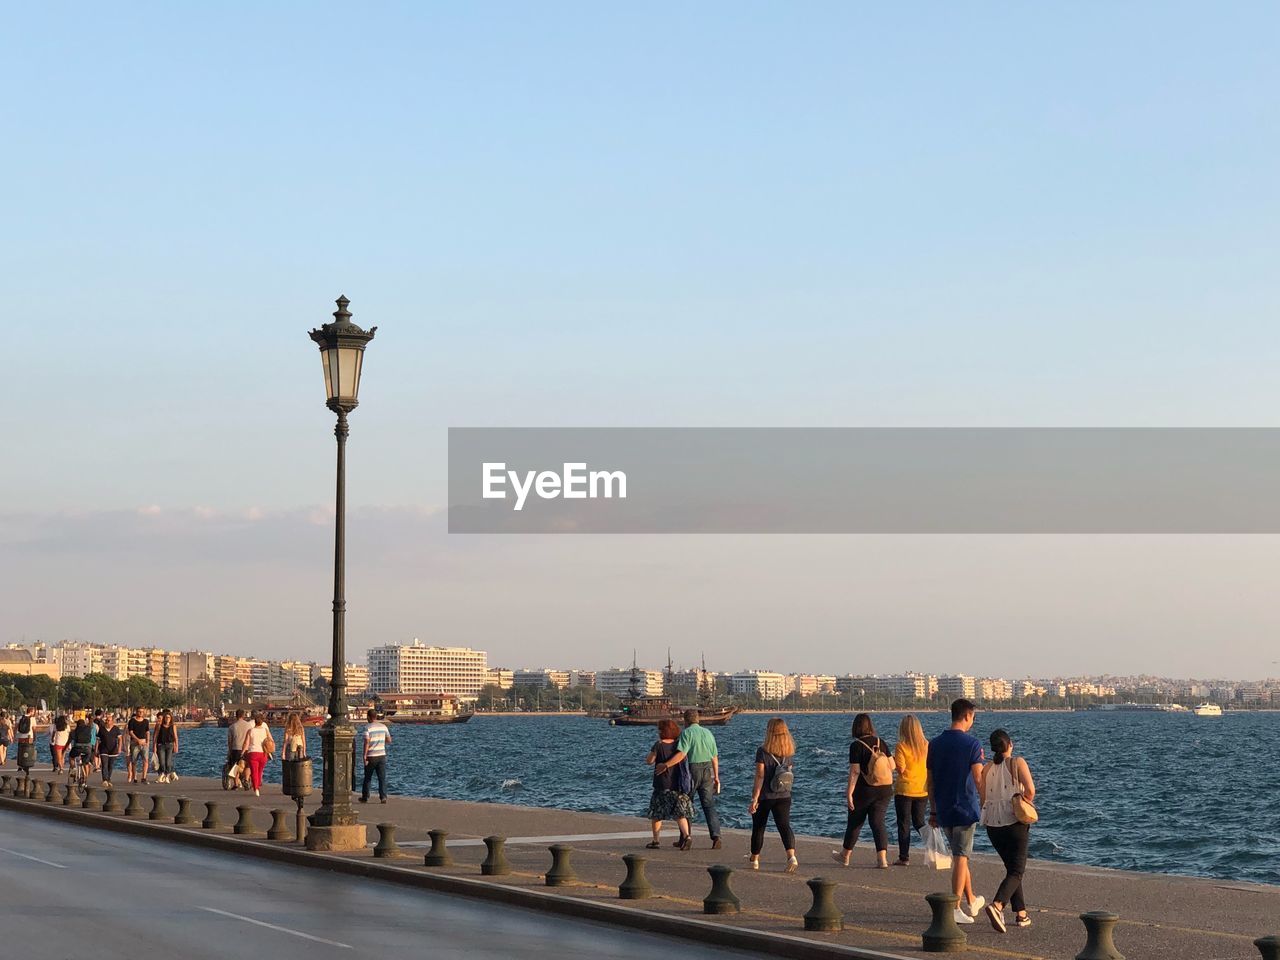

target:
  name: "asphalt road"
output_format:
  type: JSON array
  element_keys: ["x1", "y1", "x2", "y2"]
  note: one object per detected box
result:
[{"x1": 0, "y1": 810, "x2": 761, "y2": 960}]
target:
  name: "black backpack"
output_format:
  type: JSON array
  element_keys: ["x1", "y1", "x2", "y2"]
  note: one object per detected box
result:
[{"x1": 16, "y1": 715, "x2": 31, "y2": 737}]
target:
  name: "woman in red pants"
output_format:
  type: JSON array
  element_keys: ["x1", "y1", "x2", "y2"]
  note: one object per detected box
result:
[{"x1": 239, "y1": 711, "x2": 274, "y2": 797}]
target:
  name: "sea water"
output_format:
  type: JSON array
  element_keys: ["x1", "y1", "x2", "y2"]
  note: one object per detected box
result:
[{"x1": 161, "y1": 710, "x2": 1280, "y2": 885}]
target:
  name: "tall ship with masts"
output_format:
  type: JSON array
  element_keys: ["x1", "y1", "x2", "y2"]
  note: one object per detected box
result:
[{"x1": 607, "y1": 653, "x2": 738, "y2": 727}]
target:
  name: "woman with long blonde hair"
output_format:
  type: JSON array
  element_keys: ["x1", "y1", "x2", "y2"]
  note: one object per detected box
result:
[
  {"x1": 748, "y1": 717, "x2": 798, "y2": 872},
  {"x1": 893, "y1": 714, "x2": 929, "y2": 865},
  {"x1": 283, "y1": 712, "x2": 307, "y2": 760}
]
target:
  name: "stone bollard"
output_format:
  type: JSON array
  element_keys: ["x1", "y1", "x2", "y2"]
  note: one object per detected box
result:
[
  {"x1": 267, "y1": 808, "x2": 292, "y2": 841},
  {"x1": 81, "y1": 785, "x2": 102, "y2": 811},
  {"x1": 124, "y1": 792, "x2": 147, "y2": 817},
  {"x1": 619, "y1": 854, "x2": 653, "y2": 900},
  {"x1": 27, "y1": 778, "x2": 41, "y2": 799},
  {"x1": 44, "y1": 781, "x2": 57, "y2": 803},
  {"x1": 64, "y1": 783, "x2": 80, "y2": 806},
  {"x1": 1, "y1": 775, "x2": 11, "y2": 796},
  {"x1": 1256, "y1": 936, "x2": 1280, "y2": 960},
  {"x1": 173, "y1": 797, "x2": 196, "y2": 824},
  {"x1": 423, "y1": 829, "x2": 453, "y2": 867},
  {"x1": 1076, "y1": 912, "x2": 1124, "y2": 960},
  {"x1": 804, "y1": 878, "x2": 843, "y2": 932},
  {"x1": 149, "y1": 795, "x2": 169, "y2": 821},
  {"x1": 479, "y1": 835, "x2": 509, "y2": 875},
  {"x1": 373, "y1": 823, "x2": 400, "y2": 858},
  {"x1": 703, "y1": 865, "x2": 740, "y2": 914},
  {"x1": 233, "y1": 805, "x2": 258, "y2": 835},
  {"x1": 103, "y1": 787, "x2": 124, "y2": 813},
  {"x1": 922, "y1": 892, "x2": 967, "y2": 953},
  {"x1": 546, "y1": 844, "x2": 576, "y2": 886},
  {"x1": 202, "y1": 801, "x2": 222, "y2": 830}
]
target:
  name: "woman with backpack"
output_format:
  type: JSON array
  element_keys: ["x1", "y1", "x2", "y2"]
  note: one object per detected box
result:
[
  {"x1": 832, "y1": 713, "x2": 896, "y2": 868},
  {"x1": 748, "y1": 717, "x2": 798, "y2": 873},
  {"x1": 644, "y1": 718, "x2": 694, "y2": 849},
  {"x1": 979, "y1": 729, "x2": 1037, "y2": 933}
]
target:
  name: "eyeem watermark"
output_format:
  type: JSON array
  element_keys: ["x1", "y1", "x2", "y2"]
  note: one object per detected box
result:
[{"x1": 482, "y1": 462, "x2": 627, "y2": 511}]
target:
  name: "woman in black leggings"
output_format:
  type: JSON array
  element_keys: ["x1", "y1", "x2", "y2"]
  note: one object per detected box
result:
[
  {"x1": 833, "y1": 713, "x2": 896, "y2": 868},
  {"x1": 748, "y1": 717, "x2": 798, "y2": 873},
  {"x1": 979, "y1": 729, "x2": 1037, "y2": 932}
]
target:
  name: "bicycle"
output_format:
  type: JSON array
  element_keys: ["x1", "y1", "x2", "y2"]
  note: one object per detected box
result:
[{"x1": 67, "y1": 748, "x2": 92, "y2": 789}]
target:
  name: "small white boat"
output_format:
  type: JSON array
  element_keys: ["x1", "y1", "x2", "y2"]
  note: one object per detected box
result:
[{"x1": 1193, "y1": 703, "x2": 1223, "y2": 717}]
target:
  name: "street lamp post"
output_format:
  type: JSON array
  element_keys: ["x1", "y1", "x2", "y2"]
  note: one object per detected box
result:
[{"x1": 305, "y1": 295, "x2": 376, "y2": 851}]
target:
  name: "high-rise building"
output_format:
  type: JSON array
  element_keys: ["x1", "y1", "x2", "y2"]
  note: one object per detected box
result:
[
  {"x1": 728, "y1": 670, "x2": 788, "y2": 700},
  {"x1": 938, "y1": 675, "x2": 977, "y2": 699},
  {"x1": 483, "y1": 667, "x2": 515, "y2": 689},
  {"x1": 513, "y1": 669, "x2": 571, "y2": 688},
  {"x1": 595, "y1": 668, "x2": 664, "y2": 697},
  {"x1": 57, "y1": 642, "x2": 102, "y2": 678},
  {"x1": 366, "y1": 640, "x2": 487, "y2": 700}
]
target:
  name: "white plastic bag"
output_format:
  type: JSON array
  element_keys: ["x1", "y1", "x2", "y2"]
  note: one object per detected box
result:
[{"x1": 923, "y1": 826, "x2": 953, "y2": 871}]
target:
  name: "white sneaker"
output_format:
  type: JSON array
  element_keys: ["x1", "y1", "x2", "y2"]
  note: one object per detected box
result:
[
  {"x1": 160, "y1": 774, "x2": 168, "y2": 783},
  {"x1": 172, "y1": 773, "x2": 179, "y2": 782},
  {"x1": 786, "y1": 855, "x2": 798, "y2": 874},
  {"x1": 967, "y1": 895, "x2": 986, "y2": 918},
  {"x1": 954, "y1": 909, "x2": 975, "y2": 925}
]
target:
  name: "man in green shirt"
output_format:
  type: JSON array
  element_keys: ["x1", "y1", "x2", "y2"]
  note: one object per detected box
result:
[{"x1": 656, "y1": 709, "x2": 721, "y2": 848}]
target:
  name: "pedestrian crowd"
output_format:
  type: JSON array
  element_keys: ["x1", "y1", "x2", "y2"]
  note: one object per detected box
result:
[{"x1": 641, "y1": 699, "x2": 1037, "y2": 935}]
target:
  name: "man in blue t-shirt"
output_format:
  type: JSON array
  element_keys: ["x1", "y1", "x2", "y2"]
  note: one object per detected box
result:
[{"x1": 927, "y1": 698, "x2": 986, "y2": 925}]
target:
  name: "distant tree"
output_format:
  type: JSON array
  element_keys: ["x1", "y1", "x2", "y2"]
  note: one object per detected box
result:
[
  {"x1": 226, "y1": 678, "x2": 253, "y2": 705},
  {"x1": 184, "y1": 677, "x2": 221, "y2": 712},
  {"x1": 124, "y1": 676, "x2": 166, "y2": 709}
]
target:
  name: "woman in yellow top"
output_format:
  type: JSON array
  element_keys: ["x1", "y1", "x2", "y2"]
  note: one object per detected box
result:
[{"x1": 893, "y1": 714, "x2": 929, "y2": 865}]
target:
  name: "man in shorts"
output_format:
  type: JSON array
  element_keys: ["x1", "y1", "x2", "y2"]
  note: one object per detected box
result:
[
  {"x1": 928, "y1": 698, "x2": 986, "y2": 925},
  {"x1": 127, "y1": 707, "x2": 151, "y2": 784}
]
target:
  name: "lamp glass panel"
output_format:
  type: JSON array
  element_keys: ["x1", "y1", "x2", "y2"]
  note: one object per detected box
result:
[
  {"x1": 320, "y1": 350, "x2": 334, "y2": 401},
  {"x1": 337, "y1": 346, "x2": 360, "y2": 401}
]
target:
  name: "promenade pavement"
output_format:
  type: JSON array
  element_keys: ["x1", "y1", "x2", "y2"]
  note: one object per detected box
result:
[{"x1": 2, "y1": 766, "x2": 1275, "y2": 960}]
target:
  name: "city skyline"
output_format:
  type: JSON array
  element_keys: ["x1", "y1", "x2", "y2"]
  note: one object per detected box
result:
[
  {"x1": 7, "y1": 6, "x2": 1280, "y2": 681},
  {"x1": 7, "y1": 638, "x2": 1275, "y2": 690}
]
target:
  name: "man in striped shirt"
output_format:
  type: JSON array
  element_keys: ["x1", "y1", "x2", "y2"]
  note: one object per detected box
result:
[{"x1": 359, "y1": 708, "x2": 392, "y2": 804}]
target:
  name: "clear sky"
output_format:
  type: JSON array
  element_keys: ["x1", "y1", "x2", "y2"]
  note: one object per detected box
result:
[{"x1": 5, "y1": 4, "x2": 1279, "y2": 678}]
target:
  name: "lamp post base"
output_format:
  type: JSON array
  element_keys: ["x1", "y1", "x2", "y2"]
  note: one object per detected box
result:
[{"x1": 305, "y1": 823, "x2": 368, "y2": 852}]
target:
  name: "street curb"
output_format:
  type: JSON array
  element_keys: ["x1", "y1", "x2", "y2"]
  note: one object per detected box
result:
[{"x1": 0, "y1": 792, "x2": 912, "y2": 960}]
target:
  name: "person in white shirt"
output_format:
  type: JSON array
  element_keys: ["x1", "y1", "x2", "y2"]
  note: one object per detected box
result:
[{"x1": 359, "y1": 709, "x2": 392, "y2": 804}]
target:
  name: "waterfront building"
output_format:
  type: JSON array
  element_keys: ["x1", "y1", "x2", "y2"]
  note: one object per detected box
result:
[
  {"x1": 367, "y1": 640, "x2": 488, "y2": 699},
  {"x1": 312, "y1": 662, "x2": 370, "y2": 695},
  {"x1": 483, "y1": 667, "x2": 515, "y2": 689},
  {"x1": 569, "y1": 669, "x2": 596, "y2": 688},
  {"x1": 937, "y1": 675, "x2": 977, "y2": 699},
  {"x1": 977, "y1": 677, "x2": 1013, "y2": 701},
  {"x1": 179, "y1": 651, "x2": 217, "y2": 690},
  {"x1": 728, "y1": 670, "x2": 788, "y2": 700},
  {"x1": 0, "y1": 648, "x2": 60, "y2": 680},
  {"x1": 513, "y1": 668, "x2": 571, "y2": 688},
  {"x1": 56, "y1": 642, "x2": 102, "y2": 678},
  {"x1": 595, "y1": 668, "x2": 664, "y2": 697}
]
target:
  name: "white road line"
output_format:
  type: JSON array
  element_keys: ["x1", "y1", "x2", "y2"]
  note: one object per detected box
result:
[
  {"x1": 198, "y1": 907, "x2": 353, "y2": 949},
  {"x1": 397, "y1": 830, "x2": 653, "y2": 848},
  {"x1": 0, "y1": 847, "x2": 68, "y2": 868}
]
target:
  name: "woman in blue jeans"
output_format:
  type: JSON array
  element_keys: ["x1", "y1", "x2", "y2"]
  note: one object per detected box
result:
[{"x1": 154, "y1": 711, "x2": 179, "y2": 783}]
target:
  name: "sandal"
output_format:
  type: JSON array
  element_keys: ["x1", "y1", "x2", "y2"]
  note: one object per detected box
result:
[
  {"x1": 678, "y1": 835, "x2": 692, "y2": 851},
  {"x1": 830, "y1": 850, "x2": 850, "y2": 867},
  {"x1": 645, "y1": 841, "x2": 660, "y2": 849}
]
